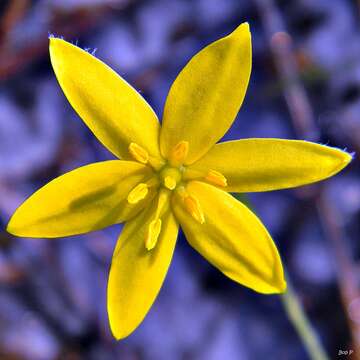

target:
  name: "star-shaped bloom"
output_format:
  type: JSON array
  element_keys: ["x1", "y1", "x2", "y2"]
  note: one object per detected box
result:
[{"x1": 7, "y1": 23, "x2": 351, "y2": 339}]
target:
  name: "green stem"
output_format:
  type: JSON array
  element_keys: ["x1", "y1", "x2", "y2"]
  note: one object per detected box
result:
[
  {"x1": 280, "y1": 274, "x2": 329, "y2": 360},
  {"x1": 235, "y1": 194, "x2": 329, "y2": 359}
]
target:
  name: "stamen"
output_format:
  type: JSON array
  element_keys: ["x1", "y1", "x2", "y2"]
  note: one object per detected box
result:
[
  {"x1": 164, "y1": 176, "x2": 177, "y2": 190},
  {"x1": 177, "y1": 186, "x2": 205, "y2": 224},
  {"x1": 128, "y1": 142, "x2": 149, "y2": 164},
  {"x1": 183, "y1": 168, "x2": 227, "y2": 187},
  {"x1": 145, "y1": 219, "x2": 162, "y2": 250},
  {"x1": 127, "y1": 183, "x2": 148, "y2": 204},
  {"x1": 155, "y1": 189, "x2": 169, "y2": 218},
  {"x1": 169, "y1": 141, "x2": 189, "y2": 166},
  {"x1": 144, "y1": 189, "x2": 170, "y2": 250},
  {"x1": 205, "y1": 169, "x2": 228, "y2": 187},
  {"x1": 184, "y1": 196, "x2": 205, "y2": 224}
]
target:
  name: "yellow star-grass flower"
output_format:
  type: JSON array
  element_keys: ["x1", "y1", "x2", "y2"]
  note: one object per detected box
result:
[{"x1": 7, "y1": 23, "x2": 352, "y2": 340}]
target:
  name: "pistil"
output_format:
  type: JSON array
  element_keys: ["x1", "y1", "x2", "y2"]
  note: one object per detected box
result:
[
  {"x1": 163, "y1": 176, "x2": 177, "y2": 190},
  {"x1": 159, "y1": 166, "x2": 182, "y2": 190}
]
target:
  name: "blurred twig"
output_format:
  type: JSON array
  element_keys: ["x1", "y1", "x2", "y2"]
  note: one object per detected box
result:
[
  {"x1": 255, "y1": 0, "x2": 360, "y2": 358},
  {"x1": 0, "y1": 0, "x2": 30, "y2": 78},
  {"x1": 0, "y1": 0, "x2": 29, "y2": 47},
  {"x1": 254, "y1": 0, "x2": 318, "y2": 141},
  {"x1": 0, "y1": 2, "x2": 129, "y2": 81}
]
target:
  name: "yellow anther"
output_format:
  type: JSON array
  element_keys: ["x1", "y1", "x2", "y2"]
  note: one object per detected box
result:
[
  {"x1": 144, "y1": 189, "x2": 169, "y2": 250},
  {"x1": 169, "y1": 141, "x2": 189, "y2": 166},
  {"x1": 155, "y1": 189, "x2": 170, "y2": 217},
  {"x1": 205, "y1": 169, "x2": 228, "y2": 187},
  {"x1": 128, "y1": 142, "x2": 149, "y2": 164},
  {"x1": 145, "y1": 219, "x2": 162, "y2": 250},
  {"x1": 127, "y1": 183, "x2": 148, "y2": 204},
  {"x1": 184, "y1": 195, "x2": 205, "y2": 224},
  {"x1": 164, "y1": 176, "x2": 177, "y2": 190}
]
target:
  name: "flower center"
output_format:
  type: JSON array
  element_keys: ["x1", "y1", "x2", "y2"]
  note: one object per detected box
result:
[
  {"x1": 159, "y1": 166, "x2": 182, "y2": 190},
  {"x1": 126, "y1": 141, "x2": 228, "y2": 251}
]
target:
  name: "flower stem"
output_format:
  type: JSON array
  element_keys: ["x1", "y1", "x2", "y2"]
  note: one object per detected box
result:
[
  {"x1": 280, "y1": 274, "x2": 329, "y2": 360},
  {"x1": 234, "y1": 195, "x2": 330, "y2": 358}
]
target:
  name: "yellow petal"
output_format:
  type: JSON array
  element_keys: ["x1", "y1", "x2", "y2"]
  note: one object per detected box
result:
[
  {"x1": 172, "y1": 181, "x2": 286, "y2": 294},
  {"x1": 7, "y1": 161, "x2": 155, "y2": 238},
  {"x1": 188, "y1": 139, "x2": 352, "y2": 192},
  {"x1": 107, "y1": 197, "x2": 178, "y2": 339},
  {"x1": 160, "y1": 23, "x2": 251, "y2": 164},
  {"x1": 49, "y1": 38, "x2": 161, "y2": 160}
]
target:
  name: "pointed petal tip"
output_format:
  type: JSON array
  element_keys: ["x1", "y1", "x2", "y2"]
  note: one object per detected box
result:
[
  {"x1": 6, "y1": 221, "x2": 31, "y2": 238},
  {"x1": 255, "y1": 258, "x2": 287, "y2": 294},
  {"x1": 278, "y1": 279, "x2": 287, "y2": 294},
  {"x1": 275, "y1": 262, "x2": 287, "y2": 294},
  {"x1": 334, "y1": 147, "x2": 354, "y2": 171},
  {"x1": 107, "y1": 293, "x2": 148, "y2": 341},
  {"x1": 109, "y1": 324, "x2": 131, "y2": 341},
  {"x1": 259, "y1": 279, "x2": 287, "y2": 295},
  {"x1": 227, "y1": 22, "x2": 251, "y2": 49},
  {"x1": 49, "y1": 36, "x2": 65, "y2": 55},
  {"x1": 49, "y1": 36, "x2": 56, "y2": 49},
  {"x1": 108, "y1": 304, "x2": 132, "y2": 341},
  {"x1": 6, "y1": 220, "x2": 14, "y2": 235},
  {"x1": 6, "y1": 214, "x2": 20, "y2": 237},
  {"x1": 344, "y1": 150, "x2": 355, "y2": 164},
  {"x1": 6, "y1": 217, "x2": 33, "y2": 238},
  {"x1": 242, "y1": 22, "x2": 250, "y2": 31},
  {"x1": 6, "y1": 205, "x2": 36, "y2": 238},
  {"x1": 48, "y1": 35, "x2": 64, "y2": 44},
  {"x1": 109, "y1": 323, "x2": 130, "y2": 341},
  {"x1": 319, "y1": 143, "x2": 354, "y2": 163},
  {"x1": 6, "y1": 217, "x2": 42, "y2": 238},
  {"x1": 232, "y1": 22, "x2": 251, "y2": 36}
]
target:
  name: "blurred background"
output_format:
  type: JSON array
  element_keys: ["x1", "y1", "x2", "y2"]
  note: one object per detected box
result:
[{"x1": 0, "y1": 0, "x2": 359, "y2": 359}]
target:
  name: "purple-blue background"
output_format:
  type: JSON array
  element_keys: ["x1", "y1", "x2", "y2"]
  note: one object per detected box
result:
[{"x1": 0, "y1": 0, "x2": 359, "y2": 359}]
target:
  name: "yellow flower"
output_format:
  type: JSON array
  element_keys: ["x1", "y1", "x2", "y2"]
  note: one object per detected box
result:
[{"x1": 7, "y1": 23, "x2": 351, "y2": 339}]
